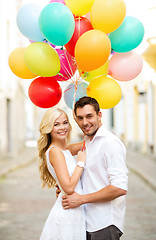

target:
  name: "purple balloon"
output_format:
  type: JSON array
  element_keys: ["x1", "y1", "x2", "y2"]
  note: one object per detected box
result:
[
  {"x1": 29, "y1": 39, "x2": 35, "y2": 43},
  {"x1": 29, "y1": 39, "x2": 56, "y2": 48},
  {"x1": 49, "y1": 0, "x2": 65, "y2": 4},
  {"x1": 47, "y1": 41, "x2": 56, "y2": 48}
]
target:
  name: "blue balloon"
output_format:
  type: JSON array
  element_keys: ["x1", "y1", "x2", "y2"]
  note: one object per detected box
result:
[
  {"x1": 39, "y1": 3, "x2": 75, "y2": 46},
  {"x1": 16, "y1": 4, "x2": 44, "y2": 42},
  {"x1": 109, "y1": 16, "x2": 144, "y2": 53},
  {"x1": 64, "y1": 82, "x2": 88, "y2": 109}
]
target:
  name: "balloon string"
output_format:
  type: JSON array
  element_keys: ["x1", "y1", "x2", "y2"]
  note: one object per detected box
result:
[
  {"x1": 72, "y1": 73, "x2": 81, "y2": 109},
  {"x1": 59, "y1": 51, "x2": 73, "y2": 79},
  {"x1": 78, "y1": 17, "x2": 81, "y2": 39},
  {"x1": 67, "y1": 78, "x2": 75, "y2": 84},
  {"x1": 61, "y1": 60, "x2": 73, "y2": 79},
  {"x1": 85, "y1": 72, "x2": 108, "y2": 81},
  {"x1": 73, "y1": 83, "x2": 78, "y2": 109},
  {"x1": 64, "y1": 49, "x2": 76, "y2": 78},
  {"x1": 64, "y1": 86, "x2": 72, "y2": 93},
  {"x1": 81, "y1": 140, "x2": 86, "y2": 151}
]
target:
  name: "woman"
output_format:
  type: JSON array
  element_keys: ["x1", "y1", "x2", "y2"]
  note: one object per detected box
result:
[{"x1": 37, "y1": 107, "x2": 86, "y2": 240}]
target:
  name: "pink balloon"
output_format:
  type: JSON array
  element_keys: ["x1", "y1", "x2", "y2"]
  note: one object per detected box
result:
[
  {"x1": 85, "y1": 12, "x2": 90, "y2": 21},
  {"x1": 53, "y1": 49, "x2": 77, "y2": 81},
  {"x1": 49, "y1": 0, "x2": 65, "y2": 4},
  {"x1": 108, "y1": 51, "x2": 143, "y2": 81}
]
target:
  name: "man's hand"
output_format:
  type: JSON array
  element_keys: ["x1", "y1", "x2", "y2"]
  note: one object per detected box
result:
[
  {"x1": 62, "y1": 192, "x2": 83, "y2": 209},
  {"x1": 55, "y1": 184, "x2": 61, "y2": 198}
]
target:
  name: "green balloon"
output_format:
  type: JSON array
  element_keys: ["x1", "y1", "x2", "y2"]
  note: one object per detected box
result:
[
  {"x1": 39, "y1": 2, "x2": 75, "y2": 46},
  {"x1": 24, "y1": 42, "x2": 60, "y2": 77},
  {"x1": 109, "y1": 16, "x2": 144, "y2": 53}
]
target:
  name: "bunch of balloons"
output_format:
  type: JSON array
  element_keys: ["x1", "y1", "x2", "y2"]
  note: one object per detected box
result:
[{"x1": 8, "y1": 0, "x2": 144, "y2": 109}]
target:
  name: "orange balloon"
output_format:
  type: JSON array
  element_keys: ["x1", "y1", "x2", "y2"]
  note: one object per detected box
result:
[
  {"x1": 8, "y1": 47, "x2": 37, "y2": 79},
  {"x1": 75, "y1": 29, "x2": 111, "y2": 72}
]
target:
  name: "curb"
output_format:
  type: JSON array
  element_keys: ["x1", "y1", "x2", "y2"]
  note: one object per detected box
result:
[
  {"x1": 127, "y1": 162, "x2": 156, "y2": 192},
  {"x1": 1, "y1": 151, "x2": 156, "y2": 192},
  {"x1": 0, "y1": 156, "x2": 37, "y2": 178}
]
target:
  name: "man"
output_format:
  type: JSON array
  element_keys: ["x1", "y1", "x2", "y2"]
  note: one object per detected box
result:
[{"x1": 63, "y1": 96, "x2": 128, "y2": 240}]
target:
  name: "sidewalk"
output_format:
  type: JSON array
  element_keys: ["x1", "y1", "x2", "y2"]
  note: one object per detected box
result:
[
  {"x1": 126, "y1": 149, "x2": 156, "y2": 191},
  {"x1": 0, "y1": 146, "x2": 156, "y2": 191},
  {"x1": 0, "y1": 146, "x2": 38, "y2": 178}
]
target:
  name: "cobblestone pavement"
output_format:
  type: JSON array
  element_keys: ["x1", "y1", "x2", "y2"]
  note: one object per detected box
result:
[
  {"x1": 121, "y1": 171, "x2": 156, "y2": 240},
  {"x1": 0, "y1": 160, "x2": 156, "y2": 240},
  {"x1": 0, "y1": 160, "x2": 54, "y2": 240}
]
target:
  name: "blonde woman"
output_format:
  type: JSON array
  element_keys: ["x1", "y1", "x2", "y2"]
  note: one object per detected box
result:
[{"x1": 37, "y1": 107, "x2": 86, "y2": 240}]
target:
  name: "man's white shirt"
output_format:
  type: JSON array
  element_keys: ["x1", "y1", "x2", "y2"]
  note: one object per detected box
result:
[{"x1": 82, "y1": 125, "x2": 128, "y2": 233}]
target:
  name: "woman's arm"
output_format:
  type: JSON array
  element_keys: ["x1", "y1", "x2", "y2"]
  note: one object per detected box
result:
[
  {"x1": 67, "y1": 142, "x2": 84, "y2": 156},
  {"x1": 49, "y1": 148, "x2": 85, "y2": 195}
]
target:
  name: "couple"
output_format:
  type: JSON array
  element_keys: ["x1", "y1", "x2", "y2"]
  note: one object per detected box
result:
[{"x1": 37, "y1": 96, "x2": 128, "y2": 240}]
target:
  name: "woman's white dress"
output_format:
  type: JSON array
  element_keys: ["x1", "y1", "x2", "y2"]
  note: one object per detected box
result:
[{"x1": 40, "y1": 147, "x2": 86, "y2": 240}]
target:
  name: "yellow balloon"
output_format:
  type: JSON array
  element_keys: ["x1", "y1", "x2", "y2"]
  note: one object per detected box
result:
[
  {"x1": 8, "y1": 47, "x2": 37, "y2": 79},
  {"x1": 80, "y1": 61, "x2": 109, "y2": 83},
  {"x1": 65, "y1": 0, "x2": 95, "y2": 16},
  {"x1": 90, "y1": 0, "x2": 126, "y2": 34},
  {"x1": 24, "y1": 42, "x2": 60, "y2": 77},
  {"x1": 87, "y1": 76, "x2": 122, "y2": 109}
]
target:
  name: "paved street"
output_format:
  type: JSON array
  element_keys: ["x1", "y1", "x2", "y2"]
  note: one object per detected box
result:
[
  {"x1": 0, "y1": 158, "x2": 156, "y2": 240},
  {"x1": 122, "y1": 171, "x2": 156, "y2": 240}
]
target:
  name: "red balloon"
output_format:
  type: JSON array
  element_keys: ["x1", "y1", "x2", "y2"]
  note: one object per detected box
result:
[
  {"x1": 28, "y1": 77, "x2": 62, "y2": 108},
  {"x1": 65, "y1": 16, "x2": 93, "y2": 56}
]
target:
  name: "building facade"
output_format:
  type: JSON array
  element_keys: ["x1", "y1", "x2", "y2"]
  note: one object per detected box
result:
[
  {"x1": 0, "y1": 0, "x2": 156, "y2": 160},
  {"x1": 0, "y1": 0, "x2": 26, "y2": 158}
]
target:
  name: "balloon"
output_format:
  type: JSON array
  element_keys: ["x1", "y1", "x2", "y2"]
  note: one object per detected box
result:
[
  {"x1": 24, "y1": 42, "x2": 60, "y2": 77},
  {"x1": 53, "y1": 49, "x2": 77, "y2": 81},
  {"x1": 108, "y1": 52, "x2": 143, "y2": 81},
  {"x1": 109, "y1": 16, "x2": 145, "y2": 53},
  {"x1": 49, "y1": 0, "x2": 65, "y2": 4},
  {"x1": 64, "y1": 82, "x2": 88, "y2": 109},
  {"x1": 29, "y1": 39, "x2": 56, "y2": 48},
  {"x1": 87, "y1": 76, "x2": 122, "y2": 109},
  {"x1": 16, "y1": 4, "x2": 44, "y2": 42},
  {"x1": 65, "y1": 0, "x2": 95, "y2": 16},
  {"x1": 47, "y1": 42, "x2": 56, "y2": 48},
  {"x1": 85, "y1": 12, "x2": 90, "y2": 21},
  {"x1": 8, "y1": 47, "x2": 37, "y2": 79},
  {"x1": 65, "y1": 16, "x2": 93, "y2": 57},
  {"x1": 80, "y1": 61, "x2": 109, "y2": 83},
  {"x1": 39, "y1": 3, "x2": 75, "y2": 46},
  {"x1": 75, "y1": 30, "x2": 111, "y2": 72},
  {"x1": 90, "y1": 0, "x2": 126, "y2": 34},
  {"x1": 28, "y1": 77, "x2": 62, "y2": 108}
]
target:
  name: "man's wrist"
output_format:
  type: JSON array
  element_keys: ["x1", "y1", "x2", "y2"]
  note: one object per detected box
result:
[{"x1": 81, "y1": 194, "x2": 87, "y2": 205}]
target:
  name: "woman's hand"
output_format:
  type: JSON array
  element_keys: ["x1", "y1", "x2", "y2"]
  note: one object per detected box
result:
[{"x1": 77, "y1": 150, "x2": 86, "y2": 163}]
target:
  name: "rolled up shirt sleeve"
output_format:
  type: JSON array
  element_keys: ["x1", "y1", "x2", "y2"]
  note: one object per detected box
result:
[
  {"x1": 105, "y1": 138, "x2": 128, "y2": 191},
  {"x1": 107, "y1": 168, "x2": 128, "y2": 191}
]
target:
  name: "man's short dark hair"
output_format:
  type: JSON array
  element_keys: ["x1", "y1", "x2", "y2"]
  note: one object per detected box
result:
[{"x1": 74, "y1": 96, "x2": 100, "y2": 116}]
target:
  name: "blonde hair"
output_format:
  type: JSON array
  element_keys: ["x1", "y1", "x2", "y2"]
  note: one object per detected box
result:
[{"x1": 37, "y1": 107, "x2": 72, "y2": 188}]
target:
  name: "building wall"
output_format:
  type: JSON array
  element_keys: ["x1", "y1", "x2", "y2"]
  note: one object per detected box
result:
[
  {"x1": 112, "y1": 65, "x2": 156, "y2": 157},
  {"x1": 0, "y1": 0, "x2": 26, "y2": 158}
]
